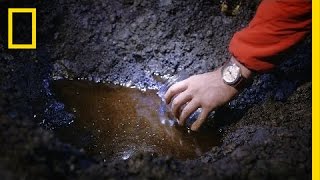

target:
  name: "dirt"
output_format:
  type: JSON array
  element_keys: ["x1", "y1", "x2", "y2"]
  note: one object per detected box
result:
[{"x1": 0, "y1": 0, "x2": 311, "y2": 179}]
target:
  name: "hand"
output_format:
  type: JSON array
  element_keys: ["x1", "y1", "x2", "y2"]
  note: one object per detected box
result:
[{"x1": 164, "y1": 58, "x2": 253, "y2": 131}]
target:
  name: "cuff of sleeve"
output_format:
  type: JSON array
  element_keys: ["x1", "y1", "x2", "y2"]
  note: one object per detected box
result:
[{"x1": 229, "y1": 46, "x2": 276, "y2": 73}]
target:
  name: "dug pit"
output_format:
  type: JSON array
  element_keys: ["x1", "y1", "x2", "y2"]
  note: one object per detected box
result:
[{"x1": 52, "y1": 80, "x2": 222, "y2": 160}]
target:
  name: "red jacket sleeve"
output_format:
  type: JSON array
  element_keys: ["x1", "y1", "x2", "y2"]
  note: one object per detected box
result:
[{"x1": 229, "y1": 0, "x2": 311, "y2": 72}]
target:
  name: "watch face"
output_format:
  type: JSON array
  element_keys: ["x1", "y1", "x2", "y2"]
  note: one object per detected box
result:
[{"x1": 222, "y1": 63, "x2": 241, "y2": 84}]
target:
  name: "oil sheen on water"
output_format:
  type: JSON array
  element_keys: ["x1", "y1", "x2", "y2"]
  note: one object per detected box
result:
[{"x1": 52, "y1": 80, "x2": 222, "y2": 160}]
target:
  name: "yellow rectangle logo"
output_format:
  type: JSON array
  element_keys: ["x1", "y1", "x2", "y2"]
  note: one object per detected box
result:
[{"x1": 8, "y1": 8, "x2": 36, "y2": 49}]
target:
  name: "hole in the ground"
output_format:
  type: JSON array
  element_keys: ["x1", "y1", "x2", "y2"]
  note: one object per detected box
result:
[{"x1": 52, "y1": 80, "x2": 222, "y2": 160}]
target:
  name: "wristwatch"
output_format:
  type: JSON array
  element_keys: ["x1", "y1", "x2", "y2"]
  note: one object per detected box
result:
[{"x1": 221, "y1": 60, "x2": 243, "y2": 86}]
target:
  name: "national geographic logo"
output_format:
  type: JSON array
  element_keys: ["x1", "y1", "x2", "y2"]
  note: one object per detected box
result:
[
  {"x1": 8, "y1": 8, "x2": 36, "y2": 49},
  {"x1": 0, "y1": 6, "x2": 36, "y2": 49}
]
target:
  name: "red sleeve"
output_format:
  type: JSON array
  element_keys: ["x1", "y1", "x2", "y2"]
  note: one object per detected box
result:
[{"x1": 228, "y1": 0, "x2": 311, "y2": 72}]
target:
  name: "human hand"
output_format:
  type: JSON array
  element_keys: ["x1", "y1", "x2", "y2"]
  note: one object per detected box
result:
[{"x1": 164, "y1": 58, "x2": 252, "y2": 131}]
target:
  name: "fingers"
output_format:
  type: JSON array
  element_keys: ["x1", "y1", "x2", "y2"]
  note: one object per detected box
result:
[
  {"x1": 191, "y1": 108, "x2": 210, "y2": 131},
  {"x1": 164, "y1": 81, "x2": 188, "y2": 104},
  {"x1": 178, "y1": 100, "x2": 200, "y2": 126},
  {"x1": 171, "y1": 91, "x2": 192, "y2": 119}
]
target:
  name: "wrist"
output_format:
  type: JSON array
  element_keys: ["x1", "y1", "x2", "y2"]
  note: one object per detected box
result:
[
  {"x1": 230, "y1": 56, "x2": 254, "y2": 79},
  {"x1": 220, "y1": 56, "x2": 255, "y2": 90}
]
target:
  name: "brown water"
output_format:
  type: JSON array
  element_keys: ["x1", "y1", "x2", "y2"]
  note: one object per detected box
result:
[{"x1": 52, "y1": 80, "x2": 222, "y2": 160}]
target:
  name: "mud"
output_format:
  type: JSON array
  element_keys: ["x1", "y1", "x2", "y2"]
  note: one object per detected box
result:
[{"x1": 0, "y1": 0, "x2": 311, "y2": 179}]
